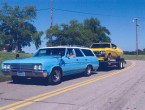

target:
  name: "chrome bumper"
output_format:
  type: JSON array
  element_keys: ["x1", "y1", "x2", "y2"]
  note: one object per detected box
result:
[{"x1": 2, "y1": 70, "x2": 48, "y2": 78}]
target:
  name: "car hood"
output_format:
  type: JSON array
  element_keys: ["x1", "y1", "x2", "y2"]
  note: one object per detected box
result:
[
  {"x1": 91, "y1": 48, "x2": 110, "y2": 51},
  {"x1": 2, "y1": 56, "x2": 61, "y2": 64}
]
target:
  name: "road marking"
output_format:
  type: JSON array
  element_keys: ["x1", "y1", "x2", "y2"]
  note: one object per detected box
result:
[{"x1": 0, "y1": 61, "x2": 136, "y2": 110}]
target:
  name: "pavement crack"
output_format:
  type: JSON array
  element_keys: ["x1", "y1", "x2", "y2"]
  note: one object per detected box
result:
[
  {"x1": 33, "y1": 100, "x2": 78, "y2": 106},
  {"x1": 0, "y1": 98, "x2": 23, "y2": 102},
  {"x1": 0, "y1": 97, "x2": 78, "y2": 106}
]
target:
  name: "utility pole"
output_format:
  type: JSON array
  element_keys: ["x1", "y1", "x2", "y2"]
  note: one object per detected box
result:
[
  {"x1": 50, "y1": 0, "x2": 53, "y2": 46},
  {"x1": 134, "y1": 18, "x2": 139, "y2": 60}
]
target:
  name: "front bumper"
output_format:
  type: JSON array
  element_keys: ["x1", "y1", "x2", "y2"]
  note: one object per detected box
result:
[
  {"x1": 2, "y1": 70, "x2": 48, "y2": 78},
  {"x1": 98, "y1": 57, "x2": 106, "y2": 61}
]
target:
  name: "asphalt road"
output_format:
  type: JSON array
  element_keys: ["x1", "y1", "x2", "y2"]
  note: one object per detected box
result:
[{"x1": 0, "y1": 60, "x2": 145, "y2": 110}]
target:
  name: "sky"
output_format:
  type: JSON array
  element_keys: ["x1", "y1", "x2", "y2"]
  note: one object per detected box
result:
[{"x1": 1, "y1": 0, "x2": 145, "y2": 53}]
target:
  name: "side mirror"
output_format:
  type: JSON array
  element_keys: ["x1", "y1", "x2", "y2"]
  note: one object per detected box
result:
[{"x1": 16, "y1": 53, "x2": 19, "y2": 59}]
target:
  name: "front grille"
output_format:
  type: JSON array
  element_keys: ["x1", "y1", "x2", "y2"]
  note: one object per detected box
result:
[
  {"x1": 94, "y1": 51, "x2": 105, "y2": 57},
  {"x1": 11, "y1": 64, "x2": 34, "y2": 72}
]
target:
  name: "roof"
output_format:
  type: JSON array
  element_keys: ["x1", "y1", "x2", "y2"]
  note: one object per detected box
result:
[
  {"x1": 40, "y1": 46, "x2": 90, "y2": 50},
  {"x1": 92, "y1": 42, "x2": 111, "y2": 44}
]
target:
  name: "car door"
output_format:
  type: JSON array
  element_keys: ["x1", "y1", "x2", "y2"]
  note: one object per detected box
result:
[
  {"x1": 74, "y1": 48, "x2": 86, "y2": 73},
  {"x1": 61, "y1": 48, "x2": 78, "y2": 75}
]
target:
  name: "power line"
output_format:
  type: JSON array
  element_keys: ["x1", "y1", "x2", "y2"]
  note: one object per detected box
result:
[
  {"x1": 36, "y1": 8, "x2": 145, "y2": 20},
  {"x1": 54, "y1": 8, "x2": 115, "y2": 17}
]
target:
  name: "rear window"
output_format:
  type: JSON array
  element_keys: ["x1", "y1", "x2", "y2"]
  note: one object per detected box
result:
[
  {"x1": 91, "y1": 44, "x2": 110, "y2": 48},
  {"x1": 81, "y1": 49, "x2": 94, "y2": 56}
]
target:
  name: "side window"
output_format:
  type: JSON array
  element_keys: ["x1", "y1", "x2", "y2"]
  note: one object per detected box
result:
[
  {"x1": 81, "y1": 49, "x2": 95, "y2": 56},
  {"x1": 66, "y1": 48, "x2": 75, "y2": 57},
  {"x1": 112, "y1": 44, "x2": 117, "y2": 49},
  {"x1": 74, "y1": 48, "x2": 84, "y2": 57}
]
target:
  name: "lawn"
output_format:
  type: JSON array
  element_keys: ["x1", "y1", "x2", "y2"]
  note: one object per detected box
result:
[{"x1": 123, "y1": 55, "x2": 145, "y2": 60}]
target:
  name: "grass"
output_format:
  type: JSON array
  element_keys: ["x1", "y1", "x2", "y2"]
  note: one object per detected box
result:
[
  {"x1": 0, "y1": 52, "x2": 32, "y2": 82},
  {"x1": 123, "y1": 55, "x2": 145, "y2": 60}
]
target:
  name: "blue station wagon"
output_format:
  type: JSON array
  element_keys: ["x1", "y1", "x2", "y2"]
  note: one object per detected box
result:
[{"x1": 1, "y1": 46, "x2": 99, "y2": 84}]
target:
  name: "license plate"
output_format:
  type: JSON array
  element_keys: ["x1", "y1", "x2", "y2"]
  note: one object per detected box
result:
[{"x1": 17, "y1": 72, "x2": 25, "y2": 76}]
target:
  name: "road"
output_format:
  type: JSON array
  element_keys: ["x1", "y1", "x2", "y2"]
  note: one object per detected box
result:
[{"x1": 0, "y1": 60, "x2": 145, "y2": 110}]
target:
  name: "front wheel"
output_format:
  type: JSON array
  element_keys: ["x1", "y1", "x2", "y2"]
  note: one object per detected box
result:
[
  {"x1": 47, "y1": 68, "x2": 62, "y2": 85},
  {"x1": 84, "y1": 66, "x2": 92, "y2": 76}
]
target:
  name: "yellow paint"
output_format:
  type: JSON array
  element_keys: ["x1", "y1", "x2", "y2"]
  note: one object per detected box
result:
[{"x1": 0, "y1": 61, "x2": 135, "y2": 110}]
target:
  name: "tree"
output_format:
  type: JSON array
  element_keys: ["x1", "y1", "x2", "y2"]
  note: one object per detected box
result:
[
  {"x1": 143, "y1": 48, "x2": 145, "y2": 54},
  {"x1": 46, "y1": 18, "x2": 111, "y2": 47},
  {"x1": 32, "y1": 31, "x2": 43, "y2": 49},
  {"x1": 0, "y1": 3, "x2": 43, "y2": 52}
]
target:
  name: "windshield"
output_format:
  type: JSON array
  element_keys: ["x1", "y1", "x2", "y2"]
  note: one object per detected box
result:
[
  {"x1": 34, "y1": 48, "x2": 66, "y2": 57},
  {"x1": 91, "y1": 44, "x2": 110, "y2": 48}
]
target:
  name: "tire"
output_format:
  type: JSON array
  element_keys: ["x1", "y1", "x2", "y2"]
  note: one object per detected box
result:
[
  {"x1": 107, "y1": 53, "x2": 111, "y2": 61},
  {"x1": 84, "y1": 66, "x2": 92, "y2": 76},
  {"x1": 48, "y1": 68, "x2": 62, "y2": 85},
  {"x1": 118, "y1": 61, "x2": 124, "y2": 69},
  {"x1": 106, "y1": 53, "x2": 111, "y2": 66}
]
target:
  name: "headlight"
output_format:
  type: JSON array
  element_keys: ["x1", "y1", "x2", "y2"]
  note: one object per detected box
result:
[
  {"x1": 100, "y1": 51, "x2": 106, "y2": 55},
  {"x1": 4, "y1": 65, "x2": 11, "y2": 70},
  {"x1": 100, "y1": 51, "x2": 106, "y2": 57},
  {"x1": 38, "y1": 65, "x2": 42, "y2": 70},
  {"x1": 34, "y1": 65, "x2": 42, "y2": 71}
]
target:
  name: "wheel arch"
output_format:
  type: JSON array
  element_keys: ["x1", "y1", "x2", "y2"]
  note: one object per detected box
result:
[
  {"x1": 86, "y1": 64, "x2": 93, "y2": 71},
  {"x1": 51, "y1": 66, "x2": 63, "y2": 76},
  {"x1": 108, "y1": 53, "x2": 111, "y2": 57}
]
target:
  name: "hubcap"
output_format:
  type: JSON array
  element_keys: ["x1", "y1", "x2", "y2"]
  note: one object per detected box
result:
[
  {"x1": 120, "y1": 62, "x2": 123, "y2": 68},
  {"x1": 52, "y1": 70, "x2": 60, "y2": 82},
  {"x1": 87, "y1": 67, "x2": 91, "y2": 75}
]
